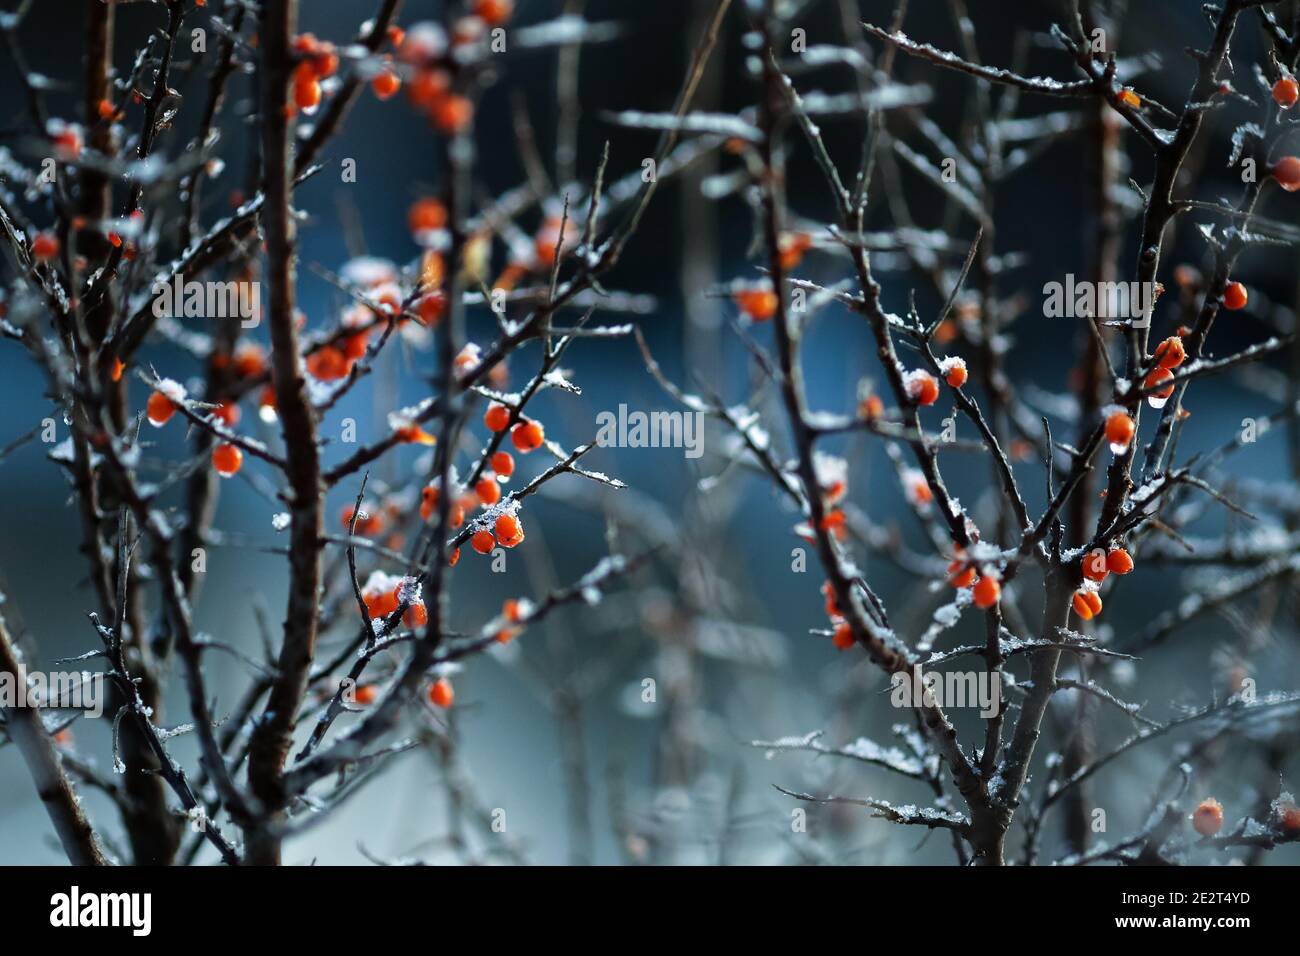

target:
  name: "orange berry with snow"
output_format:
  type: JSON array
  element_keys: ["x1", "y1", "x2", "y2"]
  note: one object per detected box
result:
[
  {"x1": 146, "y1": 389, "x2": 177, "y2": 426},
  {"x1": 1192, "y1": 798, "x2": 1223, "y2": 837},
  {"x1": 905, "y1": 370, "x2": 940, "y2": 406},
  {"x1": 495, "y1": 512, "x2": 524, "y2": 548},
  {"x1": 1105, "y1": 547, "x2": 1134, "y2": 575},
  {"x1": 831, "y1": 620, "x2": 855, "y2": 650},
  {"x1": 510, "y1": 419, "x2": 544, "y2": 453},
  {"x1": 733, "y1": 285, "x2": 778, "y2": 321},
  {"x1": 1154, "y1": 336, "x2": 1185, "y2": 369},
  {"x1": 941, "y1": 357, "x2": 967, "y2": 389}
]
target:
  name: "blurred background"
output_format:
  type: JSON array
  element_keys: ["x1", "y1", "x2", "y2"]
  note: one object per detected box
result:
[{"x1": 1, "y1": 0, "x2": 1298, "y2": 865}]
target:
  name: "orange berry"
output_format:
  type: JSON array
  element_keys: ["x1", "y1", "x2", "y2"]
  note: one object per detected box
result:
[
  {"x1": 212, "y1": 443, "x2": 243, "y2": 477},
  {"x1": 408, "y1": 197, "x2": 447, "y2": 235},
  {"x1": 1104, "y1": 411, "x2": 1134, "y2": 451},
  {"x1": 293, "y1": 64, "x2": 322, "y2": 110},
  {"x1": 1105, "y1": 548, "x2": 1134, "y2": 575},
  {"x1": 1277, "y1": 801, "x2": 1300, "y2": 834},
  {"x1": 475, "y1": 475, "x2": 501, "y2": 506},
  {"x1": 97, "y1": 98, "x2": 116, "y2": 120},
  {"x1": 146, "y1": 390, "x2": 176, "y2": 426},
  {"x1": 407, "y1": 68, "x2": 450, "y2": 109},
  {"x1": 414, "y1": 292, "x2": 445, "y2": 326},
  {"x1": 1222, "y1": 280, "x2": 1247, "y2": 311},
  {"x1": 821, "y1": 581, "x2": 841, "y2": 617},
  {"x1": 404, "y1": 600, "x2": 427, "y2": 628},
  {"x1": 111, "y1": 357, "x2": 125, "y2": 382},
  {"x1": 1154, "y1": 335, "x2": 1185, "y2": 369},
  {"x1": 1144, "y1": 368, "x2": 1174, "y2": 406},
  {"x1": 733, "y1": 286, "x2": 778, "y2": 321},
  {"x1": 1083, "y1": 591, "x2": 1102, "y2": 616},
  {"x1": 1273, "y1": 75, "x2": 1299, "y2": 108},
  {"x1": 233, "y1": 342, "x2": 266, "y2": 378},
  {"x1": 428, "y1": 678, "x2": 454, "y2": 708},
  {"x1": 431, "y1": 94, "x2": 473, "y2": 134},
  {"x1": 212, "y1": 401, "x2": 240, "y2": 427},
  {"x1": 495, "y1": 512, "x2": 524, "y2": 547},
  {"x1": 354, "y1": 684, "x2": 378, "y2": 706},
  {"x1": 1273, "y1": 156, "x2": 1300, "y2": 191},
  {"x1": 1192, "y1": 798, "x2": 1223, "y2": 837},
  {"x1": 471, "y1": 528, "x2": 495, "y2": 554},
  {"x1": 1118, "y1": 88, "x2": 1140, "y2": 108},
  {"x1": 306, "y1": 345, "x2": 351, "y2": 381},
  {"x1": 1082, "y1": 548, "x2": 1109, "y2": 582},
  {"x1": 942, "y1": 358, "x2": 968, "y2": 389},
  {"x1": 372, "y1": 66, "x2": 401, "y2": 101},
  {"x1": 448, "y1": 547, "x2": 460, "y2": 566},
  {"x1": 474, "y1": 0, "x2": 513, "y2": 26},
  {"x1": 947, "y1": 560, "x2": 976, "y2": 589},
  {"x1": 510, "y1": 419, "x2": 544, "y2": 453},
  {"x1": 859, "y1": 394, "x2": 884, "y2": 419},
  {"x1": 31, "y1": 231, "x2": 60, "y2": 262},
  {"x1": 778, "y1": 231, "x2": 813, "y2": 270},
  {"x1": 491, "y1": 450, "x2": 515, "y2": 478},
  {"x1": 972, "y1": 575, "x2": 1001, "y2": 609},
  {"x1": 484, "y1": 402, "x2": 511, "y2": 432},
  {"x1": 1072, "y1": 591, "x2": 1095, "y2": 621},
  {"x1": 831, "y1": 620, "x2": 855, "y2": 650},
  {"x1": 906, "y1": 370, "x2": 940, "y2": 406}
]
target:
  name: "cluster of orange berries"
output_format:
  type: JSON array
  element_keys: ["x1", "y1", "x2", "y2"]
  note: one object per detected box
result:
[
  {"x1": 1072, "y1": 546, "x2": 1133, "y2": 621},
  {"x1": 361, "y1": 571, "x2": 428, "y2": 628},
  {"x1": 393, "y1": 8, "x2": 519, "y2": 135},
  {"x1": 946, "y1": 550, "x2": 1002, "y2": 609},
  {"x1": 470, "y1": 510, "x2": 524, "y2": 555},
  {"x1": 1142, "y1": 334, "x2": 1185, "y2": 408},
  {"x1": 726, "y1": 233, "x2": 815, "y2": 321},
  {"x1": 291, "y1": 33, "x2": 340, "y2": 112},
  {"x1": 484, "y1": 401, "x2": 546, "y2": 453}
]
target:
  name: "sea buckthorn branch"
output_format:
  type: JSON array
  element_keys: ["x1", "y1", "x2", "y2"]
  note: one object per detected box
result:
[
  {"x1": 0, "y1": 601, "x2": 109, "y2": 866},
  {"x1": 749, "y1": 12, "x2": 991, "y2": 842},
  {"x1": 773, "y1": 785, "x2": 971, "y2": 833},
  {"x1": 244, "y1": 0, "x2": 324, "y2": 867},
  {"x1": 293, "y1": 0, "x2": 405, "y2": 176},
  {"x1": 179, "y1": 1, "x2": 248, "y2": 248},
  {"x1": 1024, "y1": 692, "x2": 1300, "y2": 864}
]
